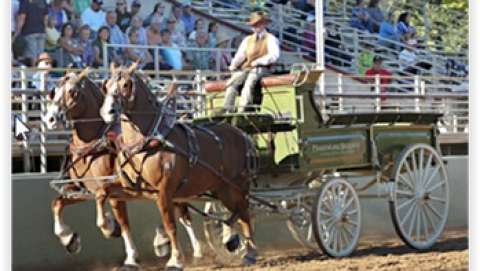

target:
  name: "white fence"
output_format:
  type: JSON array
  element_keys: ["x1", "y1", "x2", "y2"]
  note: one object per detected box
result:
[{"x1": 11, "y1": 66, "x2": 468, "y2": 173}]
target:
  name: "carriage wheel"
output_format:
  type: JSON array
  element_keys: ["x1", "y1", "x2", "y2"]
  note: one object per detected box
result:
[
  {"x1": 390, "y1": 144, "x2": 449, "y2": 250},
  {"x1": 286, "y1": 197, "x2": 318, "y2": 250},
  {"x1": 203, "y1": 201, "x2": 246, "y2": 263},
  {"x1": 312, "y1": 178, "x2": 362, "y2": 257}
]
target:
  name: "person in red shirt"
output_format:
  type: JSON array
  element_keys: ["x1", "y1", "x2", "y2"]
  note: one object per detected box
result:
[{"x1": 365, "y1": 56, "x2": 392, "y2": 100}]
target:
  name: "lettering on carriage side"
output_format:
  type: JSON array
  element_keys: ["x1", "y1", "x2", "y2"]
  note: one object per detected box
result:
[{"x1": 310, "y1": 142, "x2": 362, "y2": 154}]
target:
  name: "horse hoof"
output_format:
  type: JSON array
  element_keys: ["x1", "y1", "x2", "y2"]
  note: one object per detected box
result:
[
  {"x1": 154, "y1": 241, "x2": 171, "y2": 258},
  {"x1": 65, "y1": 233, "x2": 81, "y2": 254},
  {"x1": 224, "y1": 234, "x2": 240, "y2": 252},
  {"x1": 242, "y1": 254, "x2": 257, "y2": 265}
]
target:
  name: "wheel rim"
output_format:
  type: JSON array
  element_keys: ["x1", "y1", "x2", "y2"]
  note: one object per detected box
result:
[
  {"x1": 203, "y1": 202, "x2": 246, "y2": 261},
  {"x1": 313, "y1": 179, "x2": 361, "y2": 257},
  {"x1": 391, "y1": 144, "x2": 449, "y2": 249},
  {"x1": 286, "y1": 199, "x2": 317, "y2": 250}
]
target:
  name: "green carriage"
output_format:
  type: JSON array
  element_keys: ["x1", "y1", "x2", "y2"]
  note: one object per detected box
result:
[{"x1": 194, "y1": 68, "x2": 449, "y2": 258}]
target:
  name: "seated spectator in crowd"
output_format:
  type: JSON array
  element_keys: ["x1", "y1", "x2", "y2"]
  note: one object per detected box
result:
[
  {"x1": 181, "y1": 4, "x2": 196, "y2": 35},
  {"x1": 396, "y1": 12, "x2": 416, "y2": 42},
  {"x1": 126, "y1": 16, "x2": 147, "y2": 45},
  {"x1": 115, "y1": 0, "x2": 131, "y2": 33},
  {"x1": 81, "y1": 0, "x2": 106, "y2": 34},
  {"x1": 77, "y1": 25, "x2": 95, "y2": 66},
  {"x1": 72, "y1": 0, "x2": 91, "y2": 18},
  {"x1": 124, "y1": 27, "x2": 152, "y2": 68},
  {"x1": 208, "y1": 22, "x2": 218, "y2": 48},
  {"x1": 105, "y1": 10, "x2": 127, "y2": 54},
  {"x1": 143, "y1": 24, "x2": 172, "y2": 71},
  {"x1": 32, "y1": 52, "x2": 56, "y2": 91},
  {"x1": 365, "y1": 56, "x2": 392, "y2": 100},
  {"x1": 302, "y1": 14, "x2": 316, "y2": 58},
  {"x1": 367, "y1": 0, "x2": 384, "y2": 33},
  {"x1": 399, "y1": 39, "x2": 432, "y2": 75},
  {"x1": 350, "y1": 0, "x2": 372, "y2": 32},
  {"x1": 290, "y1": 0, "x2": 314, "y2": 15},
  {"x1": 357, "y1": 42, "x2": 374, "y2": 75},
  {"x1": 325, "y1": 22, "x2": 352, "y2": 67},
  {"x1": 213, "y1": 33, "x2": 232, "y2": 71},
  {"x1": 378, "y1": 11, "x2": 400, "y2": 49},
  {"x1": 45, "y1": 16, "x2": 61, "y2": 52},
  {"x1": 58, "y1": 23, "x2": 84, "y2": 67},
  {"x1": 48, "y1": 0, "x2": 69, "y2": 31},
  {"x1": 92, "y1": 26, "x2": 117, "y2": 67},
  {"x1": 166, "y1": 18, "x2": 186, "y2": 48},
  {"x1": 130, "y1": 0, "x2": 142, "y2": 20},
  {"x1": 171, "y1": 4, "x2": 187, "y2": 38},
  {"x1": 187, "y1": 32, "x2": 212, "y2": 70},
  {"x1": 188, "y1": 18, "x2": 205, "y2": 42},
  {"x1": 15, "y1": 0, "x2": 49, "y2": 66},
  {"x1": 159, "y1": 29, "x2": 183, "y2": 70},
  {"x1": 143, "y1": 2, "x2": 167, "y2": 28}
]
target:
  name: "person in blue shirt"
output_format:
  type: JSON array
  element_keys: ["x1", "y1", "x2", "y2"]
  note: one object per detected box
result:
[
  {"x1": 159, "y1": 29, "x2": 183, "y2": 70},
  {"x1": 350, "y1": 0, "x2": 373, "y2": 32},
  {"x1": 396, "y1": 12, "x2": 416, "y2": 42},
  {"x1": 378, "y1": 12, "x2": 400, "y2": 49},
  {"x1": 367, "y1": 0, "x2": 384, "y2": 33},
  {"x1": 181, "y1": 4, "x2": 196, "y2": 35}
]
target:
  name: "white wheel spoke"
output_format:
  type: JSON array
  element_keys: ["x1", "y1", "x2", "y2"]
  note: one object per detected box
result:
[
  {"x1": 399, "y1": 174, "x2": 415, "y2": 191},
  {"x1": 319, "y1": 208, "x2": 331, "y2": 216},
  {"x1": 400, "y1": 199, "x2": 416, "y2": 227},
  {"x1": 341, "y1": 197, "x2": 354, "y2": 213},
  {"x1": 418, "y1": 148, "x2": 425, "y2": 187},
  {"x1": 422, "y1": 153, "x2": 433, "y2": 187},
  {"x1": 398, "y1": 197, "x2": 416, "y2": 211},
  {"x1": 408, "y1": 205, "x2": 418, "y2": 238},
  {"x1": 411, "y1": 151, "x2": 419, "y2": 185},
  {"x1": 343, "y1": 223, "x2": 355, "y2": 239},
  {"x1": 346, "y1": 209, "x2": 358, "y2": 216},
  {"x1": 426, "y1": 179, "x2": 446, "y2": 194},
  {"x1": 403, "y1": 159, "x2": 416, "y2": 187},
  {"x1": 338, "y1": 227, "x2": 346, "y2": 251},
  {"x1": 428, "y1": 196, "x2": 447, "y2": 204},
  {"x1": 423, "y1": 165, "x2": 441, "y2": 190},
  {"x1": 423, "y1": 203, "x2": 438, "y2": 233},
  {"x1": 419, "y1": 206, "x2": 429, "y2": 239},
  {"x1": 425, "y1": 201, "x2": 443, "y2": 220},
  {"x1": 307, "y1": 224, "x2": 313, "y2": 241},
  {"x1": 415, "y1": 206, "x2": 422, "y2": 241},
  {"x1": 342, "y1": 186, "x2": 350, "y2": 206},
  {"x1": 396, "y1": 189, "x2": 414, "y2": 197}
]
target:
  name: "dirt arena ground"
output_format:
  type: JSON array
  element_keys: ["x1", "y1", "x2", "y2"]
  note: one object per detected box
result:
[{"x1": 132, "y1": 229, "x2": 467, "y2": 271}]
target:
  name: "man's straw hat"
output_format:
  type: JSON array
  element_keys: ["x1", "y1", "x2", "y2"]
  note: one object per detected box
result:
[
  {"x1": 216, "y1": 32, "x2": 231, "y2": 47},
  {"x1": 247, "y1": 11, "x2": 271, "y2": 26}
]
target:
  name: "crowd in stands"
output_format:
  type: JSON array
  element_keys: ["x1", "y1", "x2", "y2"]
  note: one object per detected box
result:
[{"x1": 12, "y1": 0, "x2": 235, "y2": 73}]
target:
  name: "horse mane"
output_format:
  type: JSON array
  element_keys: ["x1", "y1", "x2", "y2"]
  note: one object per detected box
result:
[
  {"x1": 79, "y1": 76, "x2": 104, "y2": 110},
  {"x1": 132, "y1": 72, "x2": 161, "y2": 109}
]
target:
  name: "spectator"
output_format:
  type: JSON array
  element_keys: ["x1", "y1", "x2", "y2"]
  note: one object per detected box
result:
[
  {"x1": 214, "y1": 33, "x2": 232, "y2": 71},
  {"x1": 48, "y1": 0, "x2": 69, "y2": 31},
  {"x1": 130, "y1": 0, "x2": 142, "y2": 19},
  {"x1": 124, "y1": 27, "x2": 152, "y2": 68},
  {"x1": 15, "y1": 0, "x2": 49, "y2": 65},
  {"x1": 58, "y1": 23, "x2": 84, "y2": 67},
  {"x1": 12, "y1": 0, "x2": 20, "y2": 36},
  {"x1": 367, "y1": 0, "x2": 384, "y2": 33},
  {"x1": 105, "y1": 10, "x2": 127, "y2": 50},
  {"x1": 303, "y1": 14, "x2": 315, "y2": 58},
  {"x1": 92, "y1": 26, "x2": 115, "y2": 67},
  {"x1": 187, "y1": 32, "x2": 212, "y2": 70},
  {"x1": 81, "y1": 0, "x2": 106, "y2": 34},
  {"x1": 181, "y1": 4, "x2": 196, "y2": 35},
  {"x1": 350, "y1": 0, "x2": 372, "y2": 32},
  {"x1": 77, "y1": 25, "x2": 95, "y2": 66},
  {"x1": 32, "y1": 52, "x2": 56, "y2": 91},
  {"x1": 115, "y1": 0, "x2": 131, "y2": 33},
  {"x1": 45, "y1": 16, "x2": 61, "y2": 52},
  {"x1": 325, "y1": 23, "x2": 351, "y2": 67},
  {"x1": 396, "y1": 12, "x2": 416, "y2": 42},
  {"x1": 357, "y1": 42, "x2": 374, "y2": 74},
  {"x1": 171, "y1": 4, "x2": 186, "y2": 39},
  {"x1": 188, "y1": 18, "x2": 205, "y2": 42},
  {"x1": 143, "y1": 24, "x2": 172, "y2": 71},
  {"x1": 143, "y1": 2, "x2": 167, "y2": 28},
  {"x1": 159, "y1": 29, "x2": 183, "y2": 70},
  {"x1": 208, "y1": 22, "x2": 218, "y2": 48},
  {"x1": 126, "y1": 15, "x2": 147, "y2": 45},
  {"x1": 365, "y1": 56, "x2": 392, "y2": 100},
  {"x1": 290, "y1": 0, "x2": 314, "y2": 15},
  {"x1": 166, "y1": 18, "x2": 186, "y2": 48},
  {"x1": 72, "y1": 0, "x2": 91, "y2": 17},
  {"x1": 378, "y1": 11, "x2": 400, "y2": 49},
  {"x1": 399, "y1": 39, "x2": 432, "y2": 75}
]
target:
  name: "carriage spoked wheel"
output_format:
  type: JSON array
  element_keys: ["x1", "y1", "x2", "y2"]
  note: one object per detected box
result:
[
  {"x1": 312, "y1": 178, "x2": 362, "y2": 257},
  {"x1": 390, "y1": 144, "x2": 449, "y2": 250},
  {"x1": 203, "y1": 201, "x2": 247, "y2": 263},
  {"x1": 286, "y1": 197, "x2": 318, "y2": 250}
]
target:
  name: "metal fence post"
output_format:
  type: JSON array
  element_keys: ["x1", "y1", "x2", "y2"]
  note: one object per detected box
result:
[
  {"x1": 278, "y1": 4, "x2": 284, "y2": 42},
  {"x1": 420, "y1": 79, "x2": 426, "y2": 110},
  {"x1": 195, "y1": 70, "x2": 204, "y2": 117},
  {"x1": 40, "y1": 73, "x2": 48, "y2": 173},
  {"x1": 414, "y1": 75, "x2": 420, "y2": 112},
  {"x1": 353, "y1": 29, "x2": 359, "y2": 73},
  {"x1": 215, "y1": 50, "x2": 221, "y2": 79},
  {"x1": 103, "y1": 43, "x2": 109, "y2": 68},
  {"x1": 375, "y1": 74, "x2": 381, "y2": 112},
  {"x1": 337, "y1": 73, "x2": 343, "y2": 112},
  {"x1": 20, "y1": 68, "x2": 31, "y2": 172},
  {"x1": 154, "y1": 48, "x2": 160, "y2": 80}
]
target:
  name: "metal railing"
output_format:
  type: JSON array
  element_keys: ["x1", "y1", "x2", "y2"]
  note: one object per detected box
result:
[{"x1": 11, "y1": 66, "x2": 468, "y2": 173}]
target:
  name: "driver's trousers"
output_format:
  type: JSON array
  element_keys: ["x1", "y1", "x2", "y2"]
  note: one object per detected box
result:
[{"x1": 223, "y1": 67, "x2": 266, "y2": 113}]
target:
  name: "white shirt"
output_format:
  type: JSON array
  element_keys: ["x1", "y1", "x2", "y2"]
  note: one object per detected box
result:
[
  {"x1": 81, "y1": 7, "x2": 106, "y2": 32},
  {"x1": 229, "y1": 30, "x2": 280, "y2": 70},
  {"x1": 399, "y1": 49, "x2": 416, "y2": 70}
]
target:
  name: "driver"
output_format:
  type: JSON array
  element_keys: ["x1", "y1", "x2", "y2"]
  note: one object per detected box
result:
[{"x1": 223, "y1": 11, "x2": 280, "y2": 113}]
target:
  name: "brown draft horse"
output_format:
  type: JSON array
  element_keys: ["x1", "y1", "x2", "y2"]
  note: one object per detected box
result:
[
  {"x1": 100, "y1": 63, "x2": 258, "y2": 270},
  {"x1": 44, "y1": 69, "x2": 132, "y2": 260}
]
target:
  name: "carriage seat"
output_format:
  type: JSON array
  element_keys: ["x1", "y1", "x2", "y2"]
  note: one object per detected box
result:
[{"x1": 204, "y1": 74, "x2": 296, "y2": 93}]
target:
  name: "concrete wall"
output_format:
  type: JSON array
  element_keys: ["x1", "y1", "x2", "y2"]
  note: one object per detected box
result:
[{"x1": 12, "y1": 156, "x2": 468, "y2": 270}]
